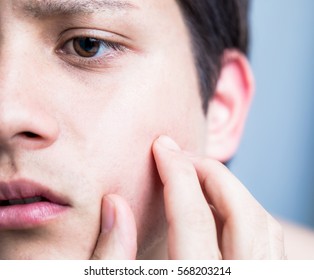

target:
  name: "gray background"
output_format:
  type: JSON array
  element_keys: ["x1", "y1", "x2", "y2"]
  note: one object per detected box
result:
[{"x1": 230, "y1": 0, "x2": 314, "y2": 228}]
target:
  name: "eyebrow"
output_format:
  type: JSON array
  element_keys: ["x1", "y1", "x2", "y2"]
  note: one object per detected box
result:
[{"x1": 19, "y1": 0, "x2": 137, "y2": 18}]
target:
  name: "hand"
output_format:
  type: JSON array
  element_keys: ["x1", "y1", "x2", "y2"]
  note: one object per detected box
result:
[
  {"x1": 90, "y1": 135, "x2": 285, "y2": 259},
  {"x1": 152, "y1": 136, "x2": 285, "y2": 259},
  {"x1": 90, "y1": 194, "x2": 137, "y2": 260}
]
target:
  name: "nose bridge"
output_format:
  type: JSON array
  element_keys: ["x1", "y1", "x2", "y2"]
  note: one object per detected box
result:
[
  {"x1": 0, "y1": 4, "x2": 49, "y2": 92},
  {"x1": 0, "y1": 26, "x2": 38, "y2": 96},
  {"x1": 0, "y1": 35, "x2": 39, "y2": 123},
  {"x1": 0, "y1": 62, "x2": 27, "y2": 104},
  {"x1": 0, "y1": 33, "x2": 60, "y2": 150}
]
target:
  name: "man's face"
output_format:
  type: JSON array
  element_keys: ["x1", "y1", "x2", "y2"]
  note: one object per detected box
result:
[{"x1": 0, "y1": 0, "x2": 207, "y2": 259}]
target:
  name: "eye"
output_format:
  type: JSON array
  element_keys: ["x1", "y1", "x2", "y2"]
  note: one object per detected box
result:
[
  {"x1": 56, "y1": 32, "x2": 128, "y2": 69},
  {"x1": 64, "y1": 37, "x2": 119, "y2": 58}
]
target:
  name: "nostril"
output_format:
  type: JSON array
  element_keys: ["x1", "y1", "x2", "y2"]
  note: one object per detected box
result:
[
  {"x1": 11, "y1": 130, "x2": 52, "y2": 150},
  {"x1": 21, "y1": 131, "x2": 40, "y2": 139}
]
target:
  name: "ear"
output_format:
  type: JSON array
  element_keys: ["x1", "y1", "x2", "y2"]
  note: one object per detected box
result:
[{"x1": 205, "y1": 50, "x2": 254, "y2": 162}]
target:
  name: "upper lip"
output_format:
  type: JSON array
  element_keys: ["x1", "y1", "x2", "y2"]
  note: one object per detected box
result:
[{"x1": 0, "y1": 179, "x2": 70, "y2": 206}]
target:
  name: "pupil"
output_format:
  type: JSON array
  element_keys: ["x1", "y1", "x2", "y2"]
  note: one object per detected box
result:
[
  {"x1": 79, "y1": 38, "x2": 96, "y2": 52},
  {"x1": 74, "y1": 37, "x2": 100, "y2": 57}
]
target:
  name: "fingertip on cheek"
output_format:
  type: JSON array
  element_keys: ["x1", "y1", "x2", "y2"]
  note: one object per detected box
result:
[{"x1": 153, "y1": 135, "x2": 181, "y2": 152}]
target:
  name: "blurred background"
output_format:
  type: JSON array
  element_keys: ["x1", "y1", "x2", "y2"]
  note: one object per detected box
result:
[{"x1": 230, "y1": 0, "x2": 314, "y2": 229}]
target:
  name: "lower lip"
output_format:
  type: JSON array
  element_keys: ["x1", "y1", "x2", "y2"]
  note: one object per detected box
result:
[{"x1": 0, "y1": 202, "x2": 68, "y2": 229}]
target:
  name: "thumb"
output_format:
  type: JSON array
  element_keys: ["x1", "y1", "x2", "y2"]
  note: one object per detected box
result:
[{"x1": 90, "y1": 194, "x2": 137, "y2": 260}]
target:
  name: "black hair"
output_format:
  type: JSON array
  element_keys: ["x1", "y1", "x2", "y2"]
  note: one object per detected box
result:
[{"x1": 176, "y1": 0, "x2": 250, "y2": 113}]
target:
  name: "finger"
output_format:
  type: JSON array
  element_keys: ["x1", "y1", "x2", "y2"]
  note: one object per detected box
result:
[
  {"x1": 190, "y1": 158, "x2": 285, "y2": 259},
  {"x1": 90, "y1": 194, "x2": 137, "y2": 260},
  {"x1": 152, "y1": 136, "x2": 221, "y2": 259}
]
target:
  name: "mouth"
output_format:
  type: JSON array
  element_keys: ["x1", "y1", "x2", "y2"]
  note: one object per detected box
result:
[
  {"x1": 0, "y1": 179, "x2": 70, "y2": 230},
  {"x1": 0, "y1": 196, "x2": 49, "y2": 206}
]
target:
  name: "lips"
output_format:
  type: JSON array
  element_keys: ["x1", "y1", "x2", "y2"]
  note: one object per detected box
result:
[{"x1": 0, "y1": 179, "x2": 70, "y2": 230}]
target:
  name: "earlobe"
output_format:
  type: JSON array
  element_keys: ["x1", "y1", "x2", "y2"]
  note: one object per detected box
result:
[{"x1": 205, "y1": 50, "x2": 254, "y2": 162}]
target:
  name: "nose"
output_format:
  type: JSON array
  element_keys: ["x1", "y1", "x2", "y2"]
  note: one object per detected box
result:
[
  {"x1": 0, "y1": 70, "x2": 59, "y2": 151},
  {"x1": 0, "y1": 96, "x2": 59, "y2": 150},
  {"x1": 0, "y1": 18, "x2": 60, "y2": 152}
]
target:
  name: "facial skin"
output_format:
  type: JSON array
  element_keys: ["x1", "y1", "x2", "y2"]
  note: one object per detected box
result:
[
  {"x1": 0, "y1": 0, "x2": 206, "y2": 259},
  {"x1": 0, "y1": 0, "x2": 285, "y2": 259}
]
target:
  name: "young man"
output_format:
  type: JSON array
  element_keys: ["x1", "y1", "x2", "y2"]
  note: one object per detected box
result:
[{"x1": 0, "y1": 0, "x2": 312, "y2": 259}]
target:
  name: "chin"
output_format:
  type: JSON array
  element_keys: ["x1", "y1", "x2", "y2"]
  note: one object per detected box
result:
[
  {"x1": 0, "y1": 246, "x2": 91, "y2": 260},
  {"x1": 0, "y1": 228, "x2": 96, "y2": 260}
]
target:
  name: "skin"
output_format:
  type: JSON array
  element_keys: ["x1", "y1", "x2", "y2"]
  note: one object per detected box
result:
[{"x1": 0, "y1": 0, "x2": 285, "y2": 259}]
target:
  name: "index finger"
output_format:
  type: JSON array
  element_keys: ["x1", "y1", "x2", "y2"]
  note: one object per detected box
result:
[
  {"x1": 153, "y1": 136, "x2": 221, "y2": 259},
  {"x1": 190, "y1": 157, "x2": 285, "y2": 259}
]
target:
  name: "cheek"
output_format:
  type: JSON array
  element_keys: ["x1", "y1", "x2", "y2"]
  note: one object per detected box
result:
[
  {"x1": 52, "y1": 42, "x2": 207, "y2": 248},
  {"x1": 85, "y1": 80, "x2": 205, "y2": 235},
  {"x1": 73, "y1": 48, "x2": 206, "y2": 202}
]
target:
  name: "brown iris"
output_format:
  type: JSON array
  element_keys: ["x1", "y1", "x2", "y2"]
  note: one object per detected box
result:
[{"x1": 73, "y1": 37, "x2": 101, "y2": 57}]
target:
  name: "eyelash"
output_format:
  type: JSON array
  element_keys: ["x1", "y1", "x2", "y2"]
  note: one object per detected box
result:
[{"x1": 57, "y1": 36, "x2": 127, "y2": 68}]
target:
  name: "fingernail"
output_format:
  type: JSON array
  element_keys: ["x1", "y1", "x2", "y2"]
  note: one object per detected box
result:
[
  {"x1": 102, "y1": 197, "x2": 115, "y2": 233},
  {"x1": 157, "y1": 135, "x2": 181, "y2": 151}
]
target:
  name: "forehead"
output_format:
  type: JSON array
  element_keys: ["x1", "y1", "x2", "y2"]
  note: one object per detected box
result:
[
  {"x1": 12, "y1": 0, "x2": 137, "y2": 17},
  {"x1": 10, "y1": 0, "x2": 181, "y2": 19}
]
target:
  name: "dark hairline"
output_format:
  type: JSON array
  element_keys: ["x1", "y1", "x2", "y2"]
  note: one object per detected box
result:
[{"x1": 175, "y1": 0, "x2": 250, "y2": 113}]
